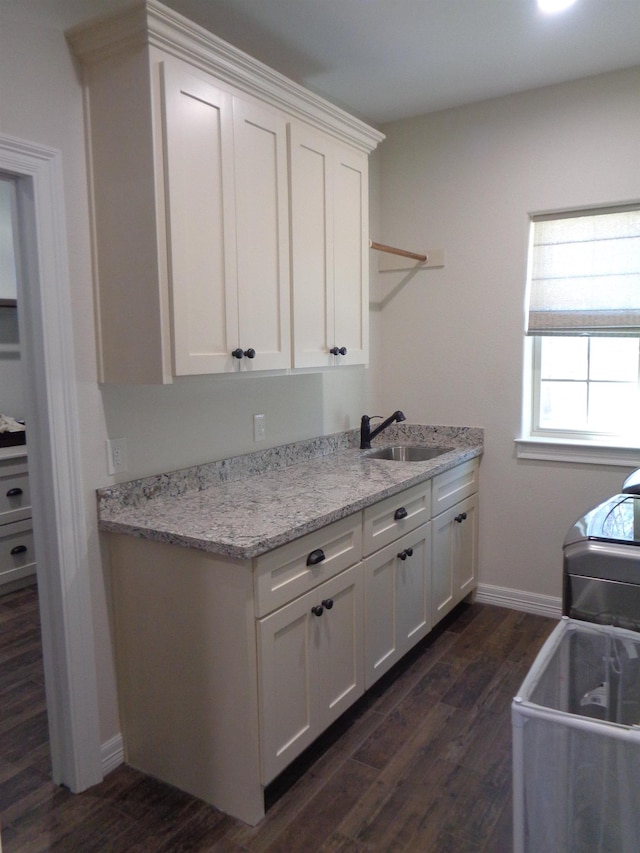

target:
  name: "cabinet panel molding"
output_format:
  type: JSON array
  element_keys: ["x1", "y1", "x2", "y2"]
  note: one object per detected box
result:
[
  {"x1": 364, "y1": 523, "x2": 432, "y2": 688},
  {"x1": 290, "y1": 123, "x2": 369, "y2": 368},
  {"x1": 258, "y1": 562, "x2": 364, "y2": 783},
  {"x1": 432, "y1": 492, "x2": 478, "y2": 623},
  {"x1": 233, "y1": 99, "x2": 291, "y2": 370},
  {"x1": 363, "y1": 481, "x2": 431, "y2": 555},
  {"x1": 163, "y1": 63, "x2": 238, "y2": 375}
]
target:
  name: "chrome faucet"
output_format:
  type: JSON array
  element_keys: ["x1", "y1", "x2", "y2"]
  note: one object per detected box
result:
[{"x1": 360, "y1": 410, "x2": 406, "y2": 449}]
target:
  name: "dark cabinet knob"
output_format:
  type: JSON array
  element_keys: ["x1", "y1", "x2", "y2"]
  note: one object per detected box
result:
[
  {"x1": 232, "y1": 348, "x2": 244, "y2": 359},
  {"x1": 394, "y1": 507, "x2": 408, "y2": 521},
  {"x1": 11, "y1": 544, "x2": 28, "y2": 555},
  {"x1": 311, "y1": 605, "x2": 324, "y2": 617},
  {"x1": 307, "y1": 548, "x2": 326, "y2": 566},
  {"x1": 6, "y1": 487, "x2": 23, "y2": 497},
  {"x1": 329, "y1": 346, "x2": 348, "y2": 356},
  {"x1": 454, "y1": 512, "x2": 468, "y2": 523},
  {"x1": 321, "y1": 598, "x2": 334, "y2": 610},
  {"x1": 244, "y1": 348, "x2": 256, "y2": 359},
  {"x1": 338, "y1": 347, "x2": 347, "y2": 356},
  {"x1": 398, "y1": 547, "x2": 414, "y2": 560}
]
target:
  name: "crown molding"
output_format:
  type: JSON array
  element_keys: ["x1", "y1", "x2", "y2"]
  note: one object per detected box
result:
[{"x1": 66, "y1": 0, "x2": 385, "y2": 154}]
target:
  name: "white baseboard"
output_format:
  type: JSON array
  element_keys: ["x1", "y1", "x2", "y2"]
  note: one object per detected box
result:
[
  {"x1": 101, "y1": 732, "x2": 124, "y2": 776},
  {"x1": 475, "y1": 582, "x2": 562, "y2": 619}
]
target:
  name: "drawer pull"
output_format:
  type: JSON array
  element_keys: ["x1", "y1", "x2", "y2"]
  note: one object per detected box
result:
[
  {"x1": 10, "y1": 544, "x2": 28, "y2": 555},
  {"x1": 454, "y1": 512, "x2": 468, "y2": 523},
  {"x1": 398, "y1": 547, "x2": 414, "y2": 561},
  {"x1": 307, "y1": 548, "x2": 326, "y2": 566},
  {"x1": 394, "y1": 507, "x2": 408, "y2": 521},
  {"x1": 311, "y1": 604, "x2": 324, "y2": 617},
  {"x1": 6, "y1": 487, "x2": 23, "y2": 498},
  {"x1": 321, "y1": 598, "x2": 334, "y2": 610}
]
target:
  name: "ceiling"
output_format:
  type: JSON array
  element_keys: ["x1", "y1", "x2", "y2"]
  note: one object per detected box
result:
[{"x1": 5, "y1": 0, "x2": 640, "y2": 124}]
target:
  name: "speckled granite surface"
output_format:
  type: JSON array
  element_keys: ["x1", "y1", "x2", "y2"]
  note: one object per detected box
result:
[{"x1": 97, "y1": 424, "x2": 483, "y2": 559}]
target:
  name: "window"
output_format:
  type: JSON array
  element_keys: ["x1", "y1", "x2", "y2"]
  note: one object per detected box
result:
[{"x1": 524, "y1": 205, "x2": 640, "y2": 449}]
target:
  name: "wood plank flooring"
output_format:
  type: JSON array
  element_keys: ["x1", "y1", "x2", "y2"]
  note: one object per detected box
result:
[{"x1": 0, "y1": 584, "x2": 556, "y2": 852}]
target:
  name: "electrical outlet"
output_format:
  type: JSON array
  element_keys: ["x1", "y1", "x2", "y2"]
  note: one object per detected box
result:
[
  {"x1": 253, "y1": 413, "x2": 266, "y2": 442},
  {"x1": 106, "y1": 438, "x2": 128, "y2": 475}
]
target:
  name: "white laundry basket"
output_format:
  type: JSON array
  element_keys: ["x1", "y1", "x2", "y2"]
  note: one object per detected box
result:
[{"x1": 512, "y1": 617, "x2": 640, "y2": 853}]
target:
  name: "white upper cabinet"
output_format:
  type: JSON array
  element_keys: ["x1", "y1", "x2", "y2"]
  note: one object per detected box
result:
[
  {"x1": 67, "y1": 0, "x2": 383, "y2": 383},
  {"x1": 162, "y1": 65, "x2": 237, "y2": 375},
  {"x1": 163, "y1": 65, "x2": 290, "y2": 375},
  {"x1": 290, "y1": 124, "x2": 369, "y2": 368},
  {"x1": 232, "y1": 100, "x2": 291, "y2": 372}
]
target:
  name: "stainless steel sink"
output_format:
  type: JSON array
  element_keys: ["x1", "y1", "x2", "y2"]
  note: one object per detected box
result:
[{"x1": 364, "y1": 445, "x2": 453, "y2": 462}]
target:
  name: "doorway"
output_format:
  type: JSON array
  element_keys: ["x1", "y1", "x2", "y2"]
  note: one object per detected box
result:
[{"x1": 0, "y1": 135, "x2": 102, "y2": 792}]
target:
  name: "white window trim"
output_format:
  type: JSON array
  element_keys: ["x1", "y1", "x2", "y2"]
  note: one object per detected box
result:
[
  {"x1": 518, "y1": 337, "x2": 640, "y2": 465},
  {"x1": 515, "y1": 436, "x2": 640, "y2": 466}
]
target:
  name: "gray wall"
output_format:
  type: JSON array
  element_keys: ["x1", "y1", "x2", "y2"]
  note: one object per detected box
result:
[{"x1": 374, "y1": 67, "x2": 640, "y2": 603}]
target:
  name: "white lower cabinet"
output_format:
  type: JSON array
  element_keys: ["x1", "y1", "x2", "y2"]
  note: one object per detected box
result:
[
  {"x1": 257, "y1": 562, "x2": 364, "y2": 783},
  {"x1": 431, "y1": 460, "x2": 479, "y2": 624},
  {"x1": 107, "y1": 457, "x2": 479, "y2": 826},
  {"x1": 0, "y1": 454, "x2": 36, "y2": 591},
  {"x1": 364, "y1": 524, "x2": 432, "y2": 688}
]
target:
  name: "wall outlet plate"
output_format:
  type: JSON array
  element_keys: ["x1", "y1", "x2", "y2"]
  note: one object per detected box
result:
[
  {"x1": 106, "y1": 437, "x2": 128, "y2": 474},
  {"x1": 253, "y1": 414, "x2": 266, "y2": 442}
]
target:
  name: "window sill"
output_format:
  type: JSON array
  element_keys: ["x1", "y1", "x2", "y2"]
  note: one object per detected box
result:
[{"x1": 515, "y1": 437, "x2": 640, "y2": 466}]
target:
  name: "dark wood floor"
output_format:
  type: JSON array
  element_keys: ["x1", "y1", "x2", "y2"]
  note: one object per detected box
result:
[{"x1": 0, "y1": 584, "x2": 556, "y2": 852}]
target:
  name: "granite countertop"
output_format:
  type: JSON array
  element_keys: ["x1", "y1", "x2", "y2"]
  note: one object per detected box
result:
[{"x1": 97, "y1": 424, "x2": 483, "y2": 560}]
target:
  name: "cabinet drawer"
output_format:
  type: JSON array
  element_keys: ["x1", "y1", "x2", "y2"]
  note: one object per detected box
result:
[
  {"x1": 363, "y1": 481, "x2": 431, "y2": 556},
  {"x1": 432, "y1": 458, "x2": 479, "y2": 517},
  {"x1": 0, "y1": 518, "x2": 36, "y2": 584},
  {"x1": 255, "y1": 514, "x2": 362, "y2": 617},
  {"x1": 0, "y1": 462, "x2": 31, "y2": 524}
]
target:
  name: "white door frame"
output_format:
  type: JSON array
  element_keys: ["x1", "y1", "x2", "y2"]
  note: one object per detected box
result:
[{"x1": 1, "y1": 133, "x2": 102, "y2": 791}]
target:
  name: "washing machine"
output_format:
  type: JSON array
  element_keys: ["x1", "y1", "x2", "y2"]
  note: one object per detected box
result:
[{"x1": 563, "y1": 491, "x2": 640, "y2": 631}]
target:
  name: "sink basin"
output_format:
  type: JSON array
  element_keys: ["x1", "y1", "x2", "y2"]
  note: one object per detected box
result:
[{"x1": 364, "y1": 445, "x2": 453, "y2": 462}]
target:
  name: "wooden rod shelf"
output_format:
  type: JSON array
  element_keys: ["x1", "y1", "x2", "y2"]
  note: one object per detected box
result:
[{"x1": 369, "y1": 240, "x2": 427, "y2": 263}]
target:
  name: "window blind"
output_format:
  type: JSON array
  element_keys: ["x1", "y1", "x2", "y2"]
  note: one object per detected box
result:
[{"x1": 526, "y1": 206, "x2": 640, "y2": 335}]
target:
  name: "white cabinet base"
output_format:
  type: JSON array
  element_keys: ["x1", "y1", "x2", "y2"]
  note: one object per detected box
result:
[
  {"x1": 364, "y1": 523, "x2": 432, "y2": 688},
  {"x1": 109, "y1": 534, "x2": 265, "y2": 826},
  {"x1": 106, "y1": 457, "x2": 479, "y2": 826},
  {"x1": 258, "y1": 563, "x2": 364, "y2": 782}
]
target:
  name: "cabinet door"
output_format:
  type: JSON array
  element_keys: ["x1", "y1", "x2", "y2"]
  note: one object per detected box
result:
[
  {"x1": 364, "y1": 524, "x2": 432, "y2": 689},
  {"x1": 289, "y1": 124, "x2": 369, "y2": 368},
  {"x1": 162, "y1": 63, "x2": 238, "y2": 375},
  {"x1": 332, "y1": 145, "x2": 368, "y2": 366},
  {"x1": 258, "y1": 590, "x2": 318, "y2": 783},
  {"x1": 289, "y1": 123, "x2": 333, "y2": 368},
  {"x1": 257, "y1": 563, "x2": 363, "y2": 783},
  {"x1": 432, "y1": 494, "x2": 478, "y2": 625},
  {"x1": 315, "y1": 563, "x2": 365, "y2": 728},
  {"x1": 233, "y1": 99, "x2": 291, "y2": 370}
]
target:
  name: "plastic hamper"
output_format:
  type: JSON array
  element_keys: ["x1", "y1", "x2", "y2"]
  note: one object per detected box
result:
[{"x1": 512, "y1": 617, "x2": 640, "y2": 853}]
